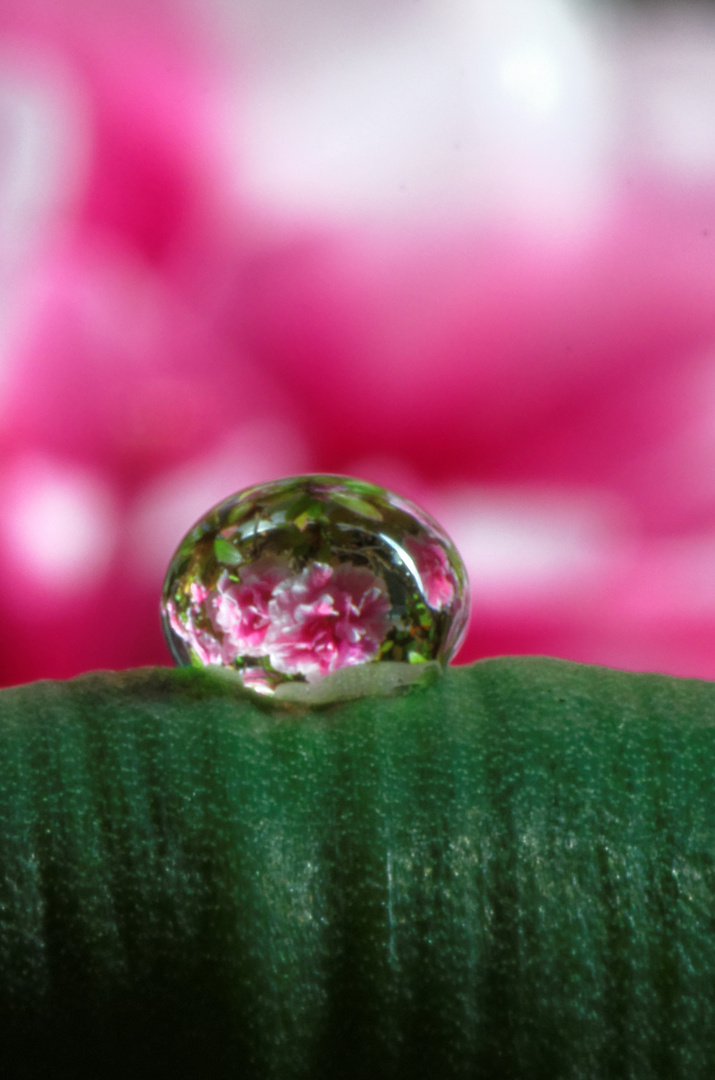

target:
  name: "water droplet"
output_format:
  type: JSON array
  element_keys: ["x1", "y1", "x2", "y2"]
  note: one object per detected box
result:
[{"x1": 161, "y1": 475, "x2": 470, "y2": 702}]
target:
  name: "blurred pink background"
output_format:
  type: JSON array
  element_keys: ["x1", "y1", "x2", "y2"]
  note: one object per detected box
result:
[{"x1": 1, "y1": 0, "x2": 715, "y2": 686}]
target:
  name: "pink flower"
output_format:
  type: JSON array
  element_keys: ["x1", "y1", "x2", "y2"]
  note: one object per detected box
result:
[
  {"x1": 404, "y1": 534, "x2": 456, "y2": 610},
  {"x1": 208, "y1": 559, "x2": 290, "y2": 660},
  {"x1": 166, "y1": 598, "x2": 187, "y2": 640},
  {"x1": 189, "y1": 582, "x2": 210, "y2": 605},
  {"x1": 166, "y1": 599, "x2": 226, "y2": 666},
  {"x1": 188, "y1": 624, "x2": 226, "y2": 667},
  {"x1": 264, "y1": 562, "x2": 392, "y2": 682}
]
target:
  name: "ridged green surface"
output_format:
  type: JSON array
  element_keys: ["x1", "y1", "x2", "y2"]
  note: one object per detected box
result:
[{"x1": 0, "y1": 657, "x2": 714, "y2": 1078}]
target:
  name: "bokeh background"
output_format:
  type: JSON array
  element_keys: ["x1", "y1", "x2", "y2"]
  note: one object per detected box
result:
[{"x1": 1, "y1": 0, "x2": 715, "y2": 687}]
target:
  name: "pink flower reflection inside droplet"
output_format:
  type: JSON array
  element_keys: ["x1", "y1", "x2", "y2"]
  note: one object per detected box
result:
[
  {"x1": 208, "y1": 559, "x2": 290, "y2": 661},
  {"x1": 264, "y1": 562, "x2": 392, "y2": 683},
  {"x1": 404, "y1": 533, "x2": 456, "y2": 610}
]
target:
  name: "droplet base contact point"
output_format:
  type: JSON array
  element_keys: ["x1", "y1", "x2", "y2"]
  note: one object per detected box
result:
[{"x1": 161, "y1": 475, "x2": 469, "y2": 705}]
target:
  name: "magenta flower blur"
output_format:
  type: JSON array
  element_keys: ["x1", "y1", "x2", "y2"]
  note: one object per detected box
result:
[
  {"x1": 209, "y1": 559, "x2": 290, "y2": 661},
  {"x1": 264, "y1": 562, "x2": 392, "y2": 683},
  {"x1": 404, "y1": 534, "x2": 456, "y2": 610}
]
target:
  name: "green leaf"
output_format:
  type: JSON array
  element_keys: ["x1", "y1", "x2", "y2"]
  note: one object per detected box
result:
[
  {"x1": 226, "y1": 500, "x2": 257, "y2": 526},
  {"x1": 2, "y1": 656, "x2": 715, "y2": 1077},
  {"x1": 341, "y1": 477, "x2": 388, "y2": 498},
  {"x1": 213, "y1": 536, "x2": 242, "y2": 564},
  {"x1": 269, "y1": 492, "x2": 314, "y2": 521},
  {"x1": 293, "y1": 510, "x2": 312, "y2": 532},
  {"x1": 329, "y1": 491, "x2": 384, "y2": 520}
]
